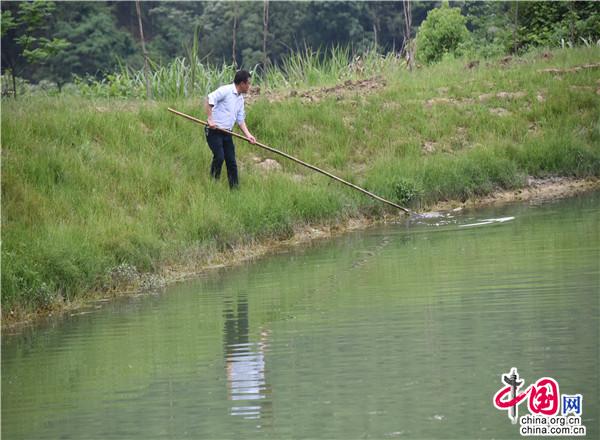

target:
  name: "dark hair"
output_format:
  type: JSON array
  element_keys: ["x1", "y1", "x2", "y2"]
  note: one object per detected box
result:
[{"x1": 234, "y1": 70, "x2": 251, "y2": 85}]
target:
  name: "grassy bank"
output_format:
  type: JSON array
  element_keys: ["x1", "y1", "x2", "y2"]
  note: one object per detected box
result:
[{"x1": 2, "y1": 47, "x2": 600, "y2": 317}]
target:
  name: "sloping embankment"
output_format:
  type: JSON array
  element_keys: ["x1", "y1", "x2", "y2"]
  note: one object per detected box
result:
[{"x1": 2, "y1": 47, "x2": 599, "y2": 327}]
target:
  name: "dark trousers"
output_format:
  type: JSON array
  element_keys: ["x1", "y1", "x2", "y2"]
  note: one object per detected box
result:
[{"x1": 205, "y1": 127, "x2": 238, "y2": 188}]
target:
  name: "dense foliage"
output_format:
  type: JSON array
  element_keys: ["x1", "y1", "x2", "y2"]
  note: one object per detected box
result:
[
  {"x1": 416, "y1": 3, "x2": 470, "y2": 63},
  {"x1": 2, "y1": 1, "x2": 598, "y2": 95}
]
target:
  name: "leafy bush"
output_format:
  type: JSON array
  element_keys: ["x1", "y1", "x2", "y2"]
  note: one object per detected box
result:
[
  {"x1": 391, "y1": 177, "x2": 423, "y2": 206},
  {"x1": 516, "y1": 2, "x2": 600, "y2": 51},
  {"x1": 416, "y1": 3, "x2": 471, "y2": 64}
]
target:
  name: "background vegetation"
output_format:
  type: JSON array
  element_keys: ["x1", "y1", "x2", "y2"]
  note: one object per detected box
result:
[{"x1": 2, "y1": 1, "x2": 599, "y2": 97}]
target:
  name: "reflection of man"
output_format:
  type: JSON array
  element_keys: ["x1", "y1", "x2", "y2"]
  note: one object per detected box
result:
[
  {"x1": 223, "y1": 295, "x2": 271, "y2": 420},
  {"x1": 226, "y1": 330, "x2": 270, "y2": 420}
]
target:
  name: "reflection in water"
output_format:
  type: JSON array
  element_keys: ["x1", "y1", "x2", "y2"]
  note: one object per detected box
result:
[
  {"x1": 458, "y1": 216, "x2": 515, "y2": 228},
  {"x1": 1, "y1": 193, "x2": 598, "y2": 439},
  {"x1": 223, "y1": 293, "x2": 272, "y2": 422}
]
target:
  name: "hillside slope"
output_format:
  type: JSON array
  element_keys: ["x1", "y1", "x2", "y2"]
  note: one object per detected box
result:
[{"x1": 2, "y1": 47, "x2": 599, "y2": 317}]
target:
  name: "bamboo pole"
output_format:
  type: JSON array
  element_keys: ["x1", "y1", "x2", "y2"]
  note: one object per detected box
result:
[{"x1": 167, "y1": 107, "x2": 412, "y2": 214}]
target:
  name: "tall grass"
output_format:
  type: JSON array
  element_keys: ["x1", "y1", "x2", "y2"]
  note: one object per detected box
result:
[
  {"x1": 2, "y1": 47, "x2": 599, "y2": 315},
  {"x1": 75, "y1": 58, "x2": 238, "y2": 100},
  {"x1": 74, "y1": 45, "x2": 401, "y2": 99},
  {"x1": 262, "y1": 46, "x2": 400, "y2": 88}
]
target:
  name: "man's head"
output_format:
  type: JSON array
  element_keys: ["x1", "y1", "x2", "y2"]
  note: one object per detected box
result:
[{"x1": 234, "y1": 70, "x2": 251, "y2": 94}]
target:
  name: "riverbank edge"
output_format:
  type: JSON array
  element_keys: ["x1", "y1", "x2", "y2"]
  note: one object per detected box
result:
[{"x1": 3, "y1": 176, "x2": 599, "y2": 331}]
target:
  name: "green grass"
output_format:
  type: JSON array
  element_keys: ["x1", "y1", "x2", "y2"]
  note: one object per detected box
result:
[
  {"x1": 74, "y1": 45, "x2": 399, "y2": 99},
  {"x1": 2, "y1": 46, "x2": 599, "y2": 314}
]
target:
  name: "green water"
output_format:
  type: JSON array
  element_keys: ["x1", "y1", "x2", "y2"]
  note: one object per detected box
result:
[{"x1": 2, "y1": 193, "x2": 599, "y2": 439}]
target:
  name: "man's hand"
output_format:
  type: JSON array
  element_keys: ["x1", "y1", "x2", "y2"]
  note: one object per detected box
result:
[
  {"x1": 238, "y1": 122, "x2": 255, "y2": 143},
  {"x1": 207, "y1": 117, "x2": 217, "y2": 129}
]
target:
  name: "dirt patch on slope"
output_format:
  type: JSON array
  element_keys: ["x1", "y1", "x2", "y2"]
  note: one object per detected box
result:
[
  {"x1": 425, "y1": 90, "x2": 529, "y2": 108},
  {"x1": 432, "y1": 177, "x2": 600, "y2": 211},
  {"x1": 246, "y1": 76, "x2": 387, "y2": 104},
  {"x1": 538, "y1": 62, "x2": 600, "y2": 74}
]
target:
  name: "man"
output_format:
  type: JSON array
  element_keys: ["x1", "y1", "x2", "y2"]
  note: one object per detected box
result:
[{"x1": 204, "y1": 70, "x2": 256, "y2": 189}]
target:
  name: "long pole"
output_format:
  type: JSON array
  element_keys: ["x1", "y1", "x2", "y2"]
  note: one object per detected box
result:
[{"x1": 167, "y1": 108, "x2": 412, "y2": 214}]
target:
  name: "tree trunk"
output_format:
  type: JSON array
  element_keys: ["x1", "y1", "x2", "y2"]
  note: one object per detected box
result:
[
  {"x1": 12, "y1": 69, "x2": 17, "y2": 99},
  {"x1": 135, "y1": 0, "x2": 152, "y2": 99},
  {"x1": 403, "y1": 0, "x2": 414, "y2": 71},
  {"x1": 4, "y1": 54, "x2": 18, "y2": 98},
  {"x1": 513, "y1": 1, "x2": 519, "y2": 54},
  {"x1": 373, "y1": 20, "x2": 379, "y2": 49},
  {"x1": 232, "y1": 2, "x2": 238, "y2": 67},
  {"x1": 370, "y1": 4, "x2": 380, "y2": 50},
  {"x1": 263, "y1": 0, "x2": 269, "y2": 68},
  {"x1": 568, "y1": 1, "x2": 575, "y2": 45}
]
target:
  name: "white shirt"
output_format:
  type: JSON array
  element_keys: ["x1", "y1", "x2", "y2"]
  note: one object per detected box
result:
[{"x1": 207, "y1": 83, "x2": 245, "y2": 130}]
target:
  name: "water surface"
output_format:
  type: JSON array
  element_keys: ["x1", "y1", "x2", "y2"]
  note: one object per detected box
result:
[{"x1": 2, "y1": 193, "x2": 599, "y2": 439}]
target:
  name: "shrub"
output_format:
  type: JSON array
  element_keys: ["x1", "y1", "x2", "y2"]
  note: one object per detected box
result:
[
  {"x1": 416, "y1": 3, "x2": 471, "y2": 64},
  {"x1": 391, "y1": 177, "x2": 423, "y2": 206}
]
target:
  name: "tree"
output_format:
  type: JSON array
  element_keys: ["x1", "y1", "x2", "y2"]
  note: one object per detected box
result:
[
  {"x1": 263, "y1": 0, "x2": 269, "y2": 68},
  {"x1": 195, "y1": 2, "x2": 242, "y2": 65},
  {"x1": 49, "y1": 3, "x2": 137, "y2": 82},
  {"x1": 367, "y1": 2, "x2": 386, "y2": 49},
  {"x1": 402, "y1": 0, "x2": 414, "y2": 70},
  {"x1": 463, "y1": 2, "x2": 512, "y2": 58},
  {"x1": 146, "y1": 3, "x2": 200, "y2": 63},
  {"x1": 416, "y1": 2, "x2": 471, "y2": 64},
  {"x1": 1, "y1": 1, "x2": 69, "y2": 96},
  {"x1": 514, "y1": 2, "x2": 600, "y2": 51},
  {"x1": 231, "y1": 2, "x2": 239, "y2": 66},
  {"x1": 2, "y1": 1, "x2": 447, "y2": 87}
]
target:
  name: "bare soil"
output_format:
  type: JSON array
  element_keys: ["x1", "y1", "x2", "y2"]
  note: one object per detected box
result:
[
  {"x1": 537, "y1": 62, "x2": 600, "y2": 74},
  {"x1": 246, "y1": 77, "x2": 387, "y2": 104}
]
